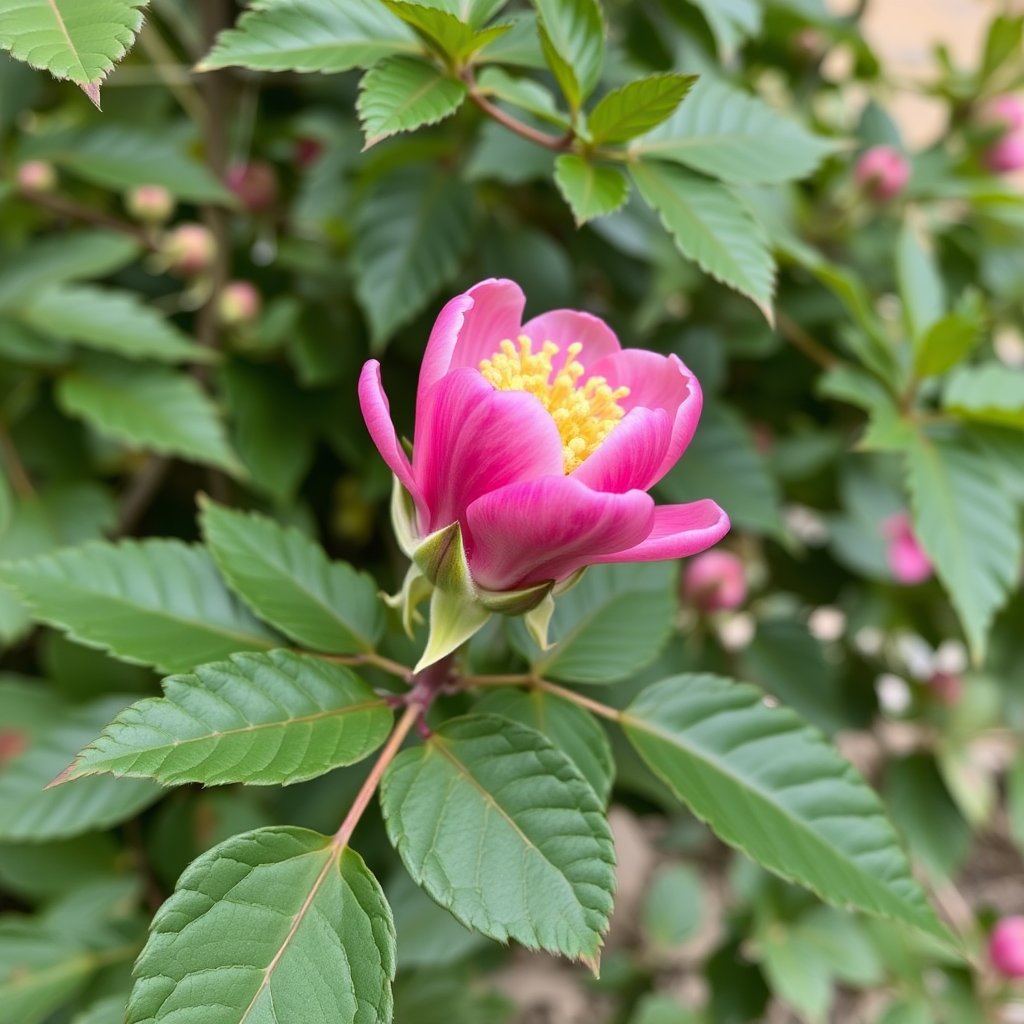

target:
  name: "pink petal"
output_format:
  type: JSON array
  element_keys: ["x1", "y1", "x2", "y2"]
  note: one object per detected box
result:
[
  {"x1": 416, "y1": 279, "x2": 525, "y2": 425},
  {"x1": 585, "y1": 350, "x2": 702, "y2": 487},
  {"x1": 414, "y1": 368, "x2": 563, "y2": 532},
  {"x1": 571, "y1": 406, "x2": 672, "y2": 493},
  {"x1": 590, "y1": 501, "x2": 730, "y2": 564},
  {"x1": 358, "y1": 360, "x2": 425, "y2": 515},
  {"x1": 520, "y1": 308, "x2": 621, "y2": 373},
  {"x1": 465, "y1": 476, "x2": 654, "y2": 591}
]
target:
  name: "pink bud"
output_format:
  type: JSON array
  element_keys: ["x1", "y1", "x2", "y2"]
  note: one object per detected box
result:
[
  {"x1": 294, "y1": 136, "x2": 324, "y2": 168},
  {"x1": 226, "y1": 160, "x2": 279, "y2": 213},
  {"x1": 979, "y1": 95, "x2": 1024, "y2": 134},
  {"x1": 990, "y1": 917, "x2": 1024, "y2": 979},
  {"x1": 881, "y1": 513, "x2": 932, "y2": 585},
  {"x1": 162, "y1": 223, "x2": 217, "y2": 277},
  {"x1": 854, "y1": 145, "x2": 911, "y2": 202},
  {"x1": 16, "y1": 160, "x2": 57, "y2": 194},
  {"x1": 682, "y1": 550, "x2": 747, "y2": 612},
  {"x1": 127, "y1": 184, "x2": 175, "y2": 225},
  {"x1": 984, "y1": 132, "x2": 1024, "y2": 174},
  {"x1": 217, "y1": 281, "x2": 262, "y2": 326},
  {"x1": 927, "y1": 671, "x2": 962, "y2": 706}
]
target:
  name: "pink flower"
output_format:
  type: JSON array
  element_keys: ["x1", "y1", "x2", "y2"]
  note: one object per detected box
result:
[
  {"x1": 984, "y1": 132, "x2": 1024, "y2": 174},
  {"x1": 979, "y1": 95, "x2": 1024, "y2": 134},
  {"x1": 360, "y1": 279, "x2": 729, "y2": 604},
  {"x1": 682, "y1": 550, "x2": 746, "y2": 612},
  {"x1": 854, "y1": 145, "x2": 911, "y2": 202},
  {"x1": 990, "y1": 917, "x2": 1024, "y2": 979},
  {"x1": 882, "y1": 513, "x2": 932, "y2": 585}
]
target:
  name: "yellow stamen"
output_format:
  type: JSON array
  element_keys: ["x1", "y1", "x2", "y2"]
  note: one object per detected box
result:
[{"x1": 479, "y1": 336, "x2": 630, "y2": 474}]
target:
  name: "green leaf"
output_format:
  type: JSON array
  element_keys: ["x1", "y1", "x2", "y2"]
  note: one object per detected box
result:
[
  {"x1": 200, "y1": 0, "x2": 420, "y2": 73},
  {"x1": 57, "y1": 359, "x2": 244, "y2": 475},
  {"x1": 352, "y1": 167, "x2": 473, "y2": 349},
  {"x1": 0, "y1": 0, "x2": 147, "y2": 106},
  {"x1": 380, "y1": 714, "x2": 615, "y2": 963},
  {"x1": 623, "y1": 675, "x2": 951, "y2": 944},
  {"x1": 641, "y1": 864, "x2": 704, "y2": 951},
  {"x1": 128, "y1": 827, "x2": 396, "y2": 1024},
  {"x1": 35, "y1": 125, "x2": 231, "y2": 203},
  {"x1": 896, "y1": 222, "x2": 945, "y2": 340},
  {"x1": 587, "y1": 73, "x2": 696, "y2": 144},
  {"x1": 657, "y1": 401, "x2": 785, "y2": 538},
  {"x1": 73, "y1": 995, "x2": 132, "y2": 1024},
  {"x1": 943, "y1": 363, "x2": 1024, "y2": 429},
  {"x1": 553, "y1": 155, "x2": 629, "y2": 225},
  {"x1": 513, "y1": 562, "x2": 677, "y2": 684},
  {"x1": 686, "y1": 0, "x2": 761, "y2": 53},
  {"x1": 475, "y1": 66, "x2": 568, "y2": 127},
  {"x1": 0, "y1": 681, "x2": 161, "y2": 842},
  {"x1": 60, "y1": 650, "x2": 392, "y2": 787},
  {"x1": 630, "y1": 77, "x2": 838, "y2": 185},
  {"x1": 0, "y1": 231, "x2": 140, "y2": 311},
  {"x1": 913, "y1": 304, "x2": 982, "y2": 377},
  {"x1": 631, "y1": 160, "x2": 775, "y2": 318},
  {"x1": 383, "y1": 1, "x2": 509, "y2": 60},
  {"x1": 0, "y1": 539, "x2": 277, "y2": 673},
  {"x1": 630, "y1": 995, "x2": 702, "y2": 1024},
  {"x1": 905, "y1": 435, "x2": 1021, "y2": 659},
  {"x1": 200, "y1": 500, "x2": 385, "y2": 654},
  {"x1": 357, "y1": 56, "x2": 466, "y2": 147},
  {"x1": 474, "y1": 687, "x2": 614, "y2": 802},
  {"x1": 18, "y1": 284, "x2": 211, "y2": 363},
  {"x1": 0, "y1": 833, "x2": 121, "y2": 901},
  {"x1": 534, "y1": 0, "x2": 605, "y2": 111}
]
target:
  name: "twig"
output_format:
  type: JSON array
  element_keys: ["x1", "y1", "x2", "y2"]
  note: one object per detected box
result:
[
  {"x1": 137, "y1": 18, "x2": 207, "y2": 124},
  {"x1": 316, "y1": 650, "x2": 414, "y2": 681},
  {"x1": 0, "y1": 425, "x2": 35, "y2": 498},
  {"x1": 776, "y1": 311, "x2": 839, "y2": 369},
  {"x1": 18, "y1": 189, "x2": 151, "y2": 246},
  {"x1": 462, "y1": 68, "x2": 574, "y2": 152},
  {"x1": 462, "y1": 670, "x2": 623, "y2": 723}
]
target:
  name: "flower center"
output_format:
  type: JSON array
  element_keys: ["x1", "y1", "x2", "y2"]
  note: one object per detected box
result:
[{"x1": 479, "y1": 335, "x2": 629, "y2": 474}]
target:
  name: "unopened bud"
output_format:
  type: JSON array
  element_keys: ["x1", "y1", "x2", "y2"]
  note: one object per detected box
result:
[
  {"x1": 226, "y1": 160, "x2": 279, "y2": 213},
  {"x1": 217, "y1": 281, "x2": 262, "y2": 326},
  {"x1": 990, "y1": 917, "x2": 1024, "y2": 979},
  {"x1": 294, "y1": 136, "x2": 324, "y2": 169},
  {"x1": 162, "y1": 223, "x2": 217, "y2": 277},
  {"x1": 881, "y1": 512, "x2": 932, "y2": 585},
  {"x1": 984, "y1": 132, "x2": 1024, "y2": 174},
  {"x1": 854, "y1": 145, "x2": 911, "y2": 202},
  {"x1": 979, "y1": 95, "x2": 1024, "y2": 135},
  {"x1": 682, "y1": 550, "x2": 747, "y2": 612},
  {"x1": 127, "y1": 184, "x2": 175, "y2": 225},
  {"x1": 16, "y1": 160, "x2": 57, "y2": 194},
  {"x1": 927, "y1": 671, "x2": 963, "y2": 707}
]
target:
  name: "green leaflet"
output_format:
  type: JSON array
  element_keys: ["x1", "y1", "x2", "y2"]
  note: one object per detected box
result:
[
  {"x1": 200, "y1": 500, "x2": 385, "y2": 654},
  {"x1": 199, "y1": 0, "x2": 421, "y2": 73},
  {"x1": 380, "y1": 714, "x2": 615, "y2": 964},
  {"x1": 128, "y1": 827, "x2": 396, "y2": 1024},
  {"x1": 62, "y1": 650, "x2": 393, "y2": 787},
  {"x1": 623, "y1": 675, "x2": 952, "y2": 945},
  {"x1": 0, "y1": 539, "x2": 277, "y2": 673},
  {"x1": 553, "y1": 155, "x2": 630, "y2": 225}
]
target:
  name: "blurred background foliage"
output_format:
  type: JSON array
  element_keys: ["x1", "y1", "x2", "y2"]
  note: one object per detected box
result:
[{"x1": 0, "y1": 0, "x2": 1023, "y2": 1022}]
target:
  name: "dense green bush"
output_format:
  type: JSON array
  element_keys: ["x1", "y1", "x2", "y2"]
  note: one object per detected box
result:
[{"x1": 1, "y1": 2, "x2": 1023, "y2": 1022}]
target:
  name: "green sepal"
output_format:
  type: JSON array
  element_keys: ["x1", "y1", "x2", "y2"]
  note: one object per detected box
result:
[
  {"x1": 477, "y1": 578, "x2": 554, "y2": 615},
  {"x1": 415, "y1": 587, "x2": 492, "y2": 672},
  {"x1": 522, "y1": 591, "x2": 556, "y2": 650},
  {"x1": 384, "y1": 563, "x2": 432, "y2": 637},
  {"x1": 413, "y1": 520, "x2": 470, "y2": 592},
  {"x1": 389, "y1": 474, "x2": 419, "y2": 558}
]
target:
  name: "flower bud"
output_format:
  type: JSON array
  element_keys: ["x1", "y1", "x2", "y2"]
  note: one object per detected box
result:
[
  {"x1": 881, "y1": 512, "x2": 932, "y2": 585},
  {"x1": 927, "y1": 670, "x2": 962, "y2": 706},
  {"x1": 854, "y1": 145, "x2": 911, "y2": 202},
  {"x1": 984, "y1": 132, "x2": 1024, "y2": 174},
  {"x1": 16, "y1": 160, "x2": 57, "y2": 194},
  {"x1": 127, "y1": 184, "x2": 175, "y2": 225},
  {"x1": 682, "y1": 550, "x2": 747, "y2": 612},
  {"x1": 979, "y1": 95, "x2": 1024, "y2": 134},
  {"x1": 217, "y1": 280, "x2": 262, "y2": 326},
  {"x1": 162, "y1": 223, "x2": 217, "y2": 277},
  {"x1": 294, "y1": 136, "x2": 324, "y2": 169},
  {"x1": 989, "y1": 917, "x2": 1024, "y2": 979},
  {"x1": 226, "y1": 160, "x2": 279, "y2": 213}
]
